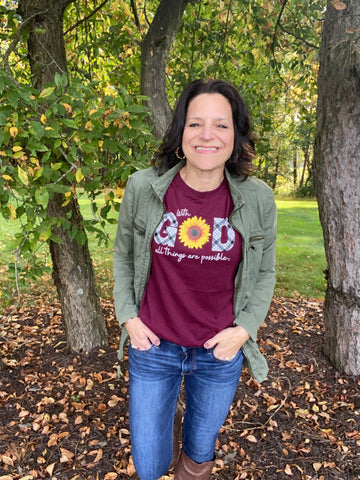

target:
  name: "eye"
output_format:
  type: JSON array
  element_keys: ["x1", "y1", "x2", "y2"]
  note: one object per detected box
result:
[
  {"x1": 218, "y1": 124, "x2": 228, "y2": 129},
  {"x1": 188, "y1": 122, "x2": 199, "y2": 128}
]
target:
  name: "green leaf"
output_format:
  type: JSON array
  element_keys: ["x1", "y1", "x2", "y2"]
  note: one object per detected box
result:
[
  {"x1": 35, "y1": 187, "x2": 50, "y2": 209},
  {"x1": 61, "y1": 118, "x2": 78, "y2": 129},
  {"x1": 39, "y1": 86, "x2": 56, "y2": 99}
]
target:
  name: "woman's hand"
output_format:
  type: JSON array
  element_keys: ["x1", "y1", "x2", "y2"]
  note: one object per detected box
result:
[
  {"x1": 124, "y1": 316, "x2": 160, "y2": 350},
  {"x1": 204, "y1": 325, "x2": 250, "y2": 361}
]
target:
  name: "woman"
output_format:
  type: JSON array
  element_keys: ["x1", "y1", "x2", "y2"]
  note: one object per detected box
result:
[{"x1": 113, "y1": 79, "x2": 277, "y2": 480}]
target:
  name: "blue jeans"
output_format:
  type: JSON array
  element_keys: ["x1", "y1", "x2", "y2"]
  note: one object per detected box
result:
[{"x1": 128, "y1": 339, "x2": 244, "y2": 480}]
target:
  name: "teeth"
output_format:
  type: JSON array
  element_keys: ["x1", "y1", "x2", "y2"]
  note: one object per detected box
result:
[{"x1": 195, "y1": 147, "x2": 218, "y2": 151}]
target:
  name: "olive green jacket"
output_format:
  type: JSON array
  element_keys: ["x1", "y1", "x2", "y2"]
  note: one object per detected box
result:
[{"x1": 113, "y1": 161, "x2": 277, "y2": 383}]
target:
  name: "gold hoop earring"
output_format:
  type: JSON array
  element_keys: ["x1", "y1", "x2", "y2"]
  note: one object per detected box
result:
[{"x1": 175, "y1": 147, "x2": 186, "y2": 160}]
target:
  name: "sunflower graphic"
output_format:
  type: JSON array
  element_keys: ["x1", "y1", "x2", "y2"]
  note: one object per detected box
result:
[{"x1": 178, "y1": 216, "x2": 211, "y2": 249}]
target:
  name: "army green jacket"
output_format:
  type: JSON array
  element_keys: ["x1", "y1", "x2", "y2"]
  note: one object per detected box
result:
[{"x1": 113, "y1": 161, "x2": 276, "y2": 383}]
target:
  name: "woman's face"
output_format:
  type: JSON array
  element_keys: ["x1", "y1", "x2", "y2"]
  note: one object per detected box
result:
[{"x1": 181, "y1": 93, "x2": 235, "y2": 177}]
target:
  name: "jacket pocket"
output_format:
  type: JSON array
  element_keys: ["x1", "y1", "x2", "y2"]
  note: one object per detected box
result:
[{"x1": 248, "y1": 233, "x2": 265, "y2": 281}]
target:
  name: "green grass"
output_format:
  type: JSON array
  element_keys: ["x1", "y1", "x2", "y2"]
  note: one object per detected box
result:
[
  {"x1": 275, "y1": 199, "x2": 326, "y2": 299},
  {"x1": 0, "y1": 197, "x2": 326, "y2": 309}
]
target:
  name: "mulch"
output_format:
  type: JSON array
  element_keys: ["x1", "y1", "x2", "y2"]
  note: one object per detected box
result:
[{"x1": 0, "y1": 297, "x2": 359, "y2": 480}]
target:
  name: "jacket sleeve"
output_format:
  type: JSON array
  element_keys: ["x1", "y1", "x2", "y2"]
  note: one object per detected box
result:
[
  {"x1": 234, "y1": 189, "x2": 277, "y2": 341},
  {"x1": 113, "y1": 175, "x2": 140, "y2": 326}
]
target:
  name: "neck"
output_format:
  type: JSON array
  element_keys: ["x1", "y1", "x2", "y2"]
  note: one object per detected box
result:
[{"x1": 180, "y1": 166, "x2": 225, "y2": 192}]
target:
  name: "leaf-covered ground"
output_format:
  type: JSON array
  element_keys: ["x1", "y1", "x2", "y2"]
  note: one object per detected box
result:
[{"x1": 1, "y1": 298, "x2": 359, "y2": 480}]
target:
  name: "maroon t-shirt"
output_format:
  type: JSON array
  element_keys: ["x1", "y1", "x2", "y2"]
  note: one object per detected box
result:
[{"x1": 139, "y1": 173, "x2": 242, "y2": 347}]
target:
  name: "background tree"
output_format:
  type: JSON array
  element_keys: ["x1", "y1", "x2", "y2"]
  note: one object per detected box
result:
[
  {"x1": 313, "y1": 0, "x2": 360, "y2": 375},
  {"x1": 17, "y1": 0, "x2": 107, "y2": 352},
  {"x1": 0, "y1": 0, "x2": 155, "y2": 352},
  {"x1": 140, "y1": 0, "x2": 193, "y2": 139}
]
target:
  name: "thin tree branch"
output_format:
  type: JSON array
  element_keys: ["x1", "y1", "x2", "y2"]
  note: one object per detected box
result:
[
  {"x1": 270, "y1": 0, "x2": 288, "y2": 84},
  {"x1": 271, "y1": 0, "x2": 288, "y2": 56},
  {"x1": 278, "y1": 22, "x2": 319, "y2": 49},
  {"x1": 214, "y1": 0, "x2": 233, "y2": 68},
  {"x1": 64, "y1": 0, "x2": 110, "y2": 35},
  {"x1": 130, "y1": 0, "x2": 141, "y2": 32}
]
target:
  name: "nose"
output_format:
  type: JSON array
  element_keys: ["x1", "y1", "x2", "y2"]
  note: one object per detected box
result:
[{"x1": 199, "y1": 124, "x2": 214, "y2": 141}]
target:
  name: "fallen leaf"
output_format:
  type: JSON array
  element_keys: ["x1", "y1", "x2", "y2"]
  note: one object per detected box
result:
[
  {"x1": 284, "y1": 464, "x2": 293, "y2": 475},
  {"x1": 331, "y1": 0, "x2": 347, "y2": 9}
]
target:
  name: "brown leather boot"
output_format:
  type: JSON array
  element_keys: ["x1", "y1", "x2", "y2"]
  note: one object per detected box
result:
[
  {"x1": 174, "y1": 450, "x2": 214, "y2": 479},
  {"x1": 169, "y1": 404, "x2": 184, "y2": 470}
]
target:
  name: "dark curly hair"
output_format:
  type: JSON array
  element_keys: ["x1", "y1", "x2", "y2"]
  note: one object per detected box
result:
[{"x1": 152, "y1": 79, "x2": 255, "y2": 176}]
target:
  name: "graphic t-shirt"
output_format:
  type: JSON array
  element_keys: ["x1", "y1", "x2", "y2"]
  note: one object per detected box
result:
[{"x1": 139, "y1": 172, "x2": 242, "y2": 347}]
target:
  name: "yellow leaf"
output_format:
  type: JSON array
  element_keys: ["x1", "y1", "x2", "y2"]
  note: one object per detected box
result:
[
  {"x1": 9, "y1": 203, "x2": 17, "y2": 220},
  {"x1": 41, "y1": 114, "x2": 47, "y2": 124},
  {"x1": 17, "y1": 166, "x2": 29, "y2": 185},
  {"x1": 2, "y1": 174, "x2": 13, "y2": 181},
  {"x1": 295, "y1": 408, "x2": 309, "y2": 419},
  {"x1": 85, "y1": 120, "x2": 93, "y2": 131},
  {"x1": 75, "y1": 168, "x2": 84, "y2": 183},
  {"x1": 12, "y1": 145, "x2": 22, "y2": 152},
  {"x1": 62, "y1": 103, "x2": 72, "y2": 113},
  {"x1": 313, "y1": 462, "x2": 322, "y2": 472},
  {"x1": 39, "y1": 228, "x2": 51, "y2": 242},
  {"x1": 10, "y1": 126, "x2": 18, "y2": 137}
]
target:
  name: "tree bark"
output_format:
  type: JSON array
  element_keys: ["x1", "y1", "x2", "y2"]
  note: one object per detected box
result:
[
  {"x1": 48, "y1": 195, "x2": 107, "y2": 352},
  {"x1": 18, "y1": 0, "x2": 108, "y2": 352},
  {"x1": 293, "y1": 151, "x2": 297, "y2": 187},
  {"x1": 313, "y1": 0, "x2": 360, "y2": 374},
  {"x1": 141, "y1": 0, "x2": 190, "y2": 140}
]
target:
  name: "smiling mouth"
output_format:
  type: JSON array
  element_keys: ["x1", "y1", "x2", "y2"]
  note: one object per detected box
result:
[{"x1": 195, "y1": 146, "x2": 219, "y2": 151}]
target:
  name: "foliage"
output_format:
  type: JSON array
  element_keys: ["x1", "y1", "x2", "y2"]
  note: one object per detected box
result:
[{"x1": 0, "y1": 70, "x2": 156, "y2": 255}]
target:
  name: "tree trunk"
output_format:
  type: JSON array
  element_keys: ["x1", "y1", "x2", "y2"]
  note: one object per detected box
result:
[
  {"x1": 293, "y1": 151, "x2": 297, "y2": 187},
  {"x1": 141, "y1": 0, "x2": 190, "y2": 140},
  {"x1": 299, "y1": 148, "x2": 308, "y2": 187},
  {"x1": 48, "y1": 195, "x2": 107, "y2": 352},
  {"x1": 273, "y1": 152, "x2": 280, "y2": 190},
  {"x1": 18, "y1": 0, "x2": 108, "y2": 351},
  {"x1": 313, "y1": 0, "x2": 360, "y2": 375}
]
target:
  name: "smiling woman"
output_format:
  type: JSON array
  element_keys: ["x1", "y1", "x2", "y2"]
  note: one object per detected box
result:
[{"x1": 113, "y1": 78, "x2": 277, "y2": 480}]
